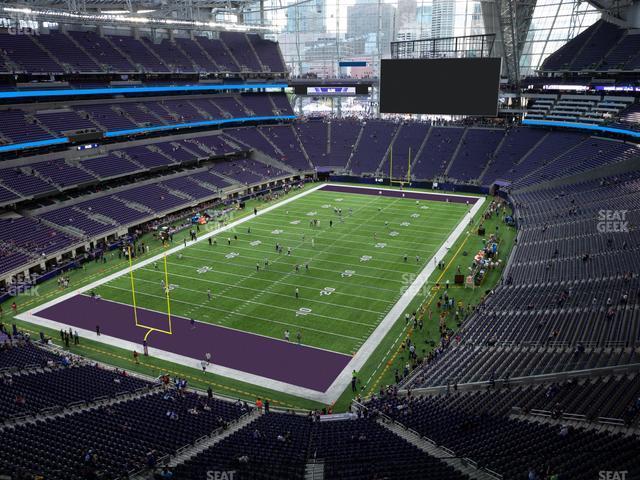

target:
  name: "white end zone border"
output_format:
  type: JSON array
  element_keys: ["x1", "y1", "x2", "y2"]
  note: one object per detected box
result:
[
  {"x1": 18, "y1": 310, "x2": 328, "y2": 401},
  {"x1": 17, "y1": 182, "x2": 485, "y2": 404}
]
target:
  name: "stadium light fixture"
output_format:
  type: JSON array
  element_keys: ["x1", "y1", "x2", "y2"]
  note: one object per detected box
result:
[
  {"x1": 100, "y1": 9, "x2": 158, "y2": 15},
  {"x1": 4, "y1": 6, "x2": 32, "y2": 14},
  {"x1": 2, "y1": 6, "x2": 270, "y2": 32}
]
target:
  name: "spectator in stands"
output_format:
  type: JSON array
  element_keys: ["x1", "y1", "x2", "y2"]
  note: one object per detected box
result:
[
  {"x1": 14, "y1": 394, "x2": 26, "y2": 408},
  {"x1": 166, "y1": 410, "x2": 178, "y2": 421},
  {"x1": 157, "y1": 467, "x2": 174, "y2": 479},
  {"x1": 146, "y1": 450, "x2": 158, "y2": 469}
]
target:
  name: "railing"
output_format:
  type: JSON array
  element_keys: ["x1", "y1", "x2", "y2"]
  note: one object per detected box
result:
[
  {"x1": 512, "y1": 407, "x2": 629, "y2": 428},
  {"x1": 401, "y1": 361, "x2": 640, "y2": 397},
  {"x1": 360, "y1": 401, "x2": 503, "y2": 479},
  {"x1": 391, "y1": 34, "x2": 496, "y2": 60}
]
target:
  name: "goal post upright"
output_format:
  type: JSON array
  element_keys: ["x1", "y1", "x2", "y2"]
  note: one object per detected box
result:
[
  {"x1": 163, "y1": 253, "x2": 173, "y2": 335},
  {"x1": 127, "y1": 246, "x2": 139, "y2": 327},
  {"x1": 389, "y1": 144, "x2": 393, "y2": 182},
  {"x1": 127, "y1": 245, "x2": 173, "y2": 339}
]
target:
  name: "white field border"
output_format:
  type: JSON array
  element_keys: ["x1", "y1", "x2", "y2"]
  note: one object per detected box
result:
[{"x1": 17, "y1": 182, "x2": 484, "y2": 404}]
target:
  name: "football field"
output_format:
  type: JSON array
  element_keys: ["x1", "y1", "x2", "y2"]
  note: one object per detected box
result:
[
  {"x1": 97, "y1": 186, "x2": 470, "y2": 353},
  {"x1": 21, "y1": 184, "x2": 481, "y2": 401}
]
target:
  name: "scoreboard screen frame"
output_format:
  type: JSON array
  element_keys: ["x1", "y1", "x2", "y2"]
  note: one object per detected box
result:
[{"x1": 379, "y1": 57, "x2": 502, "y2": 116}]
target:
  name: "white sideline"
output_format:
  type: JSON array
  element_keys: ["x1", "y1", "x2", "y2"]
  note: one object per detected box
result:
[
  {"x1": 321, "y1": 190, "x2": 485, "y2": 402},
  {"x1": 18, "y1": 183, "x2": 484, "y2": 404}
]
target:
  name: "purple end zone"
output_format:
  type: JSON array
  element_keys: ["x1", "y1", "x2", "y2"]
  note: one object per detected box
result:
[
  {"x1": 37, "y1": 295, "x2": 351, "y2": 392},
  {"x1": 320, "y1": 184, "x2": 478, "y2": 204}
]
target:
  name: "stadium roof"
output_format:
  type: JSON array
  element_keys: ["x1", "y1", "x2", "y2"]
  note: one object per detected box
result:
[
  {"x1": 1, "y1": 0, "x2": 262, "y2": 27},
  {"x1": 587, "y1": 0, "x2": 635, "y2": 20},
  {"x1": 5, "y1": 0, "x2": 255, "y2": 9}
]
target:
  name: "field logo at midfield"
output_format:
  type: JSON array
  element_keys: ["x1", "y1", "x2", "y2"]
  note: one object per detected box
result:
[
  {"x1": 341, "y1": 269, "x2": 355, "y2": 277},
  {"x1": 296, "y1": 307, "x2": 312, "y2": 316},
  {"x1": 225, "y1": 252, "x2": 239, "y2": 259},
  {"x1": 197, "y1": 266, "x2": 214, "y2": 274},
  {"x1": 250, "y1": 240, "x2": 262, "y2": 247},
  {"x1": 320, "y1": 287, "x2": 335, "y2": 296},
  {"x1": 360, "y1": 255, "x2": 372, "y2": 262}
]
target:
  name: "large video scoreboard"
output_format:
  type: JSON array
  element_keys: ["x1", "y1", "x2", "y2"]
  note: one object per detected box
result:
[{"x1": 380, "y1": 58, "x2": 501, "y2": 116}]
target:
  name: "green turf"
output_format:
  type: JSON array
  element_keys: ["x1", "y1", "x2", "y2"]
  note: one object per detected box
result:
[
  {"x1": 93, "y1": 188, "x2": 470, "y2": 355},
  {"x1": 4, "y1": 183, "x2": 515, "y2": 411}
]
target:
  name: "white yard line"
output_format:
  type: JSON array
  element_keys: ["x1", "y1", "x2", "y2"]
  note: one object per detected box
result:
[
  {"x1": 101, "y1": 282, "x2": 376, "y2": 328},
  {"x1": 188, "y1": 240, "x2": 440, "y2": 267},
  {"x1": 174, "y1": 249, "x2": 412, "y2": 282},
  {"x1": 21, "y1": 183, "x2": 326, "y2": 315},
  {"x1": 127, "y1": 271, "x2": 382, "y2": 316},
  {"x1": 18, "y1": 183, "x2": 485, "y2": 404},
  {"x1": 320, "y1": 192, "x2": 485, "y2": 403},
  {"x1": 160, "y1": 258, "x2": 406, "y2": 294},
  {"x1": 84, "y1": 295, "x2": 353, "y2": 357},
  {"x1": 202, "y1": 226, "x2": 447, "y2": 251},
  {"x1": 136, "y1": 264, "x2": 395, "y2": 302}
]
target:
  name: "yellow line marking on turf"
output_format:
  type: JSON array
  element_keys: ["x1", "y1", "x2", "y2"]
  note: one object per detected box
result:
[
  {"x1": 367, "y1": 234, "x2": 471, "y2": 396},
  {"x1": 14, "y1": 186, "x2": 463, "y2": 410},
  {"x1": 365, "y1": 226, "x2": 476, "y2": 397},
  {"x1": 9, "y1": 192, "x2": 337, "y2": 410}
]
